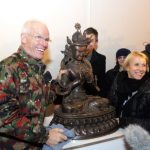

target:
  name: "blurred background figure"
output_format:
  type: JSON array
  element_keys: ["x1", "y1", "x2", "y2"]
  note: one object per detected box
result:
[
  {"x1": 83, "y1": 27, "x2": 106, "y2": 96},
  {"x1": 42, "y1": 49, "x2": 51, "y2": 65},
  {"x1": 142, "y1": 43, "x2": 150, "y2": 73},
  {"x1": 104, "y1": 48, "x2": 131, "y2": 97}
]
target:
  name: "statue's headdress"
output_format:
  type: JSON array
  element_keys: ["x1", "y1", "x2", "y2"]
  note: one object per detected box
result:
[
  {"x1": 72, "y1": 23, "x2": 89, "y2": 46},
  {"x1": 62, "y1": 23, "x2": 89, "y2": 58}
]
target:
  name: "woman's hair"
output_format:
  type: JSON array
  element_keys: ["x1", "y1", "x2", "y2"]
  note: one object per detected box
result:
[{"x1": 123, "y1": 51, "x2": 149, "y2": 72}]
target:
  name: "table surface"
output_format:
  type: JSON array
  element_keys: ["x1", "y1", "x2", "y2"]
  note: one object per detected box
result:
[{"x1": 63, "y1": 128, "x2": 124, "y2": 150}]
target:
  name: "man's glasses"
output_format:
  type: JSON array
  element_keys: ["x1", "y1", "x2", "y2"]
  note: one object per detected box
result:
[{"x1": 29, "y1": 34, "x2": 51, "y2": 43}]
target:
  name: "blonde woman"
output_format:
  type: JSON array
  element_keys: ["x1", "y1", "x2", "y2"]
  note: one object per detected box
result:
[{"x1": 108, "y1": 51, "x2": 150, "y2": 132}]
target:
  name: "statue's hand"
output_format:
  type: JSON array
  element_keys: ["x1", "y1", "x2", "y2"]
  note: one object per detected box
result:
[{"x1": 50, "y1": 79, "x2": 71, "y2": 96}]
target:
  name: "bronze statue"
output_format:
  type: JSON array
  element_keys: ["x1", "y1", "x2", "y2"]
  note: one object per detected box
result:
[{"x1": 50, "y1": 23, "x2": 118, "y2": 139}]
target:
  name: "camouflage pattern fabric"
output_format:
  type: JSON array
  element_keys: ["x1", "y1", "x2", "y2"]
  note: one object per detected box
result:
[{"x1": 0, "y1": 47, "x2": 52, "y2": 149}]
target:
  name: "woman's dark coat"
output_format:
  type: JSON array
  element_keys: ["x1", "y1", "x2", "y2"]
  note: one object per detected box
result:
[{"x1": 108, "y1": 71, "x2": 150, "y2": 132}]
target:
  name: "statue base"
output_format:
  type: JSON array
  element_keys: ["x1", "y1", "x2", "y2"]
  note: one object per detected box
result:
[{"x1": 50, "y1": 96, "x2": 118, "y2": 139}]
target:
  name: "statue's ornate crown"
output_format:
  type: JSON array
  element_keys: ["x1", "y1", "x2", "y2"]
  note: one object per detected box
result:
[{"x1": 72, "y1": 23, "x2": 89, "y2": 46}]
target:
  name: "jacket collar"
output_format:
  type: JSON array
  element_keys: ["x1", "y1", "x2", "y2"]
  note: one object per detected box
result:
[{"x1": 17, "y1": 46, "x2": 46, "y2": 74}]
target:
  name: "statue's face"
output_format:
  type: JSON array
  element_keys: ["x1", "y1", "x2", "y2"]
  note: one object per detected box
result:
[{"x1": 74, "y1": 45, "x2": 87, "y2": 61}]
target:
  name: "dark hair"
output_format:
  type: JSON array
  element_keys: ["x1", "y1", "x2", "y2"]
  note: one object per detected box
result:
[
  {"x1": 145, "y1": 43, "x2": 150, "y2": 53},
  {"x1": 83, "y1": 27, "x2": 98, "y2": 42}
]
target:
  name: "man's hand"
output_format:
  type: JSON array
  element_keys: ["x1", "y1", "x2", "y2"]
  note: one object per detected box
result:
[{"x1": 46, "y1": 128, "x2": 67, "y2": 146}]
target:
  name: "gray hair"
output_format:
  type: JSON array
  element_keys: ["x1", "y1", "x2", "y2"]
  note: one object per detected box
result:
[{"x1": 21, "y1": 19, "x2": 47, "y2": 34}]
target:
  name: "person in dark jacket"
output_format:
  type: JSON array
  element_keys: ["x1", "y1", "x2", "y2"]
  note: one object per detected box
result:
[
  {"x1": 142, "y1": 43, "x2": 150, "y2": 74},
  {"x1": 104, "y1": 48, "x2": 131, "y2": 97},
  {"x1": 83, "y1": 27, "x2": 106, "y2": 96},
  {"x1": 108, "y1": 51, "x2": 150, "y2": 132}
]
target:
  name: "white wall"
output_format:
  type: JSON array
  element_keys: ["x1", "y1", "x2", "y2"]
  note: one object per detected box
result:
[
  {"x1": 90, "y1": 0, "x2": 150, "y2": 70},
  {"x1": 0, "y1": 0, "x2": 150, "y2": 78}
]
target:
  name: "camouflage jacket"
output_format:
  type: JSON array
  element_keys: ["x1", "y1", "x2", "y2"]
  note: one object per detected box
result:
[{"x1": 0, "y1": 47, "x2": 52, "y2": 145}]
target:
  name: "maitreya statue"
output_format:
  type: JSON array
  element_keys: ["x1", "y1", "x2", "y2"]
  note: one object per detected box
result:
[{"x1": 50, "y1": 23, "x2": 118, "y2": 139}]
